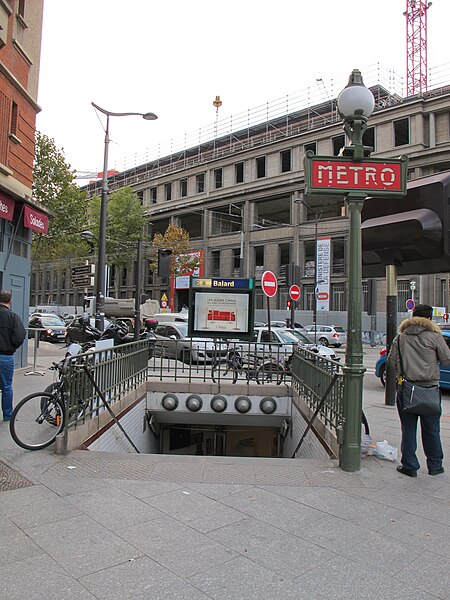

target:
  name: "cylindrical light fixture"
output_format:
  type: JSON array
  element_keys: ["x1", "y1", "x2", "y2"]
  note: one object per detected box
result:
[
  {"x1": 260, "y1": 397, "x2": 277, "y2": 414},
  {"x1": 161, "y1": 394, "x2": 178, "y2": 411},
  {"x1": 210, "y1": 395, "x2": 227, "y2": 413},
  {"x1": 235, "y1": 396, "x2": 252, "y2": 413},
  {"x1": 186, "y1": 394, "x2": 203, "y2": 412}
]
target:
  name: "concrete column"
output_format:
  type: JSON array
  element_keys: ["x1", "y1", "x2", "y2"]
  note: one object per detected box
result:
[{"x1": 429, "y1": 112, "x2": 436, "y2": 149}]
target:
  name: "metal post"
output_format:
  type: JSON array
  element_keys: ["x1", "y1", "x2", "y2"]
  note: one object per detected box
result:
[
  {"x1": 134, "y1": 239, "x2": 142, "y2": 340},
  {"x1": 95, "y1": 114, "x2": 109, "y2": 332},
  {"x1": 341, "y1": 193, "x2": 366, "y2": 472},
  {"x1": 313, "y1": 212, "x2": 318, "y2": 343},
  {"x1": 385, "y1": 264, "x2": 398, "y2": 406}
]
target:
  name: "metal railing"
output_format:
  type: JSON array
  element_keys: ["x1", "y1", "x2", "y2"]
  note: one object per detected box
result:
[{"x1": 290, "y1": 347, "x2": 345, "y2": 441}]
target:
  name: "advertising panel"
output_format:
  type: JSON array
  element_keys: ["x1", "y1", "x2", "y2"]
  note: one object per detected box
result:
[
  {"x1": 188, "y1": 277, "x2": 255, "y2": 340},
  {"x1": 316, "y1": 237, "x2": 331, "y2": 312}
]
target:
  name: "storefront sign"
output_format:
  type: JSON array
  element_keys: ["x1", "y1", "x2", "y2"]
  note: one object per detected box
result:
[
  {"x1": 0, "y1": 193, "x2": 15, "y2": 221},
  {"x1": 24, "y1": 205, "x2": 49, "y2": 234}
]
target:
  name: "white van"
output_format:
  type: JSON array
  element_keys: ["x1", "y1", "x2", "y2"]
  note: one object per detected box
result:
[{"x1": 152, "y1": 312, "x2": 189, "y2": 323}]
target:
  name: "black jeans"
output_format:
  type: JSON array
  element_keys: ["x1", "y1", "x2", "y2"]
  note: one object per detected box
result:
[{"x1": 397, "y1": 400, "x2": 443, "y2": 472}]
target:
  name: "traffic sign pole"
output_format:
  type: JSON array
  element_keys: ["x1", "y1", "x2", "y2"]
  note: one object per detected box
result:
[
  {"x1": 261, "y1": 271, "x2": 278, "y2": 334},
  {"x1": 288, "y1": 285, "x2": 301, "y2": 328}
]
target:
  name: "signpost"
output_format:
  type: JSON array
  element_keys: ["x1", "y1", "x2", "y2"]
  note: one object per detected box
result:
[
  {"x1": 289, "y1": 284, "x2": 301, "y2": 328},
  {"x1": 71, "y1": 264, "x2": 95, "y2": 288},
  {"x1": 261, "y1": 271, "x2": 277, "y2": 332}
]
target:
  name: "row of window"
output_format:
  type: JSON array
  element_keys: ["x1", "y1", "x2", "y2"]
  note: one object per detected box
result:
[{"x1": 148, "y1": 119, "x2": 410, "y2": 204}]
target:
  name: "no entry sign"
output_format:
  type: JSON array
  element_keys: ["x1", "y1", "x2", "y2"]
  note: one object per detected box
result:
[
  {"x1": 261, "y1": 271, "x2": 278, "y2": 298},
  {"x1": 289, "y1": 285, "x2": 301, "y2": 301}
]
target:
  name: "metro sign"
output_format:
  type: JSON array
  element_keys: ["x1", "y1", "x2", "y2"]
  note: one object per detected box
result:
[{"x1": 304, "y1": 153, "x2": 408, "y2": 197}]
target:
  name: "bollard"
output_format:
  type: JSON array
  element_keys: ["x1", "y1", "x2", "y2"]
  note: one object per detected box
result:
[{"x1": 24, "y1": 329, "x2": 45, "y2": 376}]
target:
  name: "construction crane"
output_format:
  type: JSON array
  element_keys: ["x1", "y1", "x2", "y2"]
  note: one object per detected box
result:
[{"x1": 404, "y1": 0, "x2": 432, "y2": 96}]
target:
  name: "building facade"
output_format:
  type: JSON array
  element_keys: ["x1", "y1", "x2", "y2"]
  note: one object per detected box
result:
[
  {"x1": 32, "y1": 76, "x2": 450, "y2": 322},
  {"x1": 0, "y1": 0, "x2": 45, "y2": 365}
]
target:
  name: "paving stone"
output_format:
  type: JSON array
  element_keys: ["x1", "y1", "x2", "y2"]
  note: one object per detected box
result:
[
  {"x1": 202, "y1": 461, "x2": 255, "y2": 484},
  {"x1": 143, "y1": 488, "x2": 246, "y2": 533},
  {"x1": 25, "y1": 514, "x2": 142, "y2": 577},
  {"x1": 184, "y1": 482, "x2": 252, "y2": 500},
  {"x1": 0, "y1": 484, "x2": 82, "y2": 529},
  {"x1": 118, "y1": 514, "x2": 237, "y2": 579},
  {"x1": 0, "y1": 515, "x2": 44, "y2": 564},
  {"x1": 108, "y1": 478, "x2": 182, "y2": 499},
  {"x1": 64, "y1": 486, "x2": 164, "y2": 530},
  {"x1": 0, "y1": 553, "x2": 97, "y2": 600},
  {"x1": 378, "y1": 512, "x2": 450, "y2": 557},
  {"x1": 80, "y1": 555, "x2": 213, "y2": 599},
  {"x1": 392, "y1": 550, "x2": 450, "y2": 598},
  {"x1": 207, "y1": 516, "x2": 334, "y2": 580}
]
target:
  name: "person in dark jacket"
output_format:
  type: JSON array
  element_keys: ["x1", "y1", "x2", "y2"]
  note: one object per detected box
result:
[
  {"x1": 388, "y1": 304, "x2": 450, "y2": 477},
  {"x1": 0, "y1": 290, "x2": 26, "y2": 421}
]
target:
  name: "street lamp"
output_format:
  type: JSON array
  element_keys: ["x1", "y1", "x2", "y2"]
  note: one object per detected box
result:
[
  {"x1": 91, "y1": 102, "x2": 157, "y2": 331},
  {"x1": 336, "y1": 69, "x2": 374, "y2": 472}
]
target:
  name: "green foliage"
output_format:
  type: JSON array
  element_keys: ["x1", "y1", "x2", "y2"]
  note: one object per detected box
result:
[
  {"x1": 87, "y1": 187, "x2": 149, "y2": 268},
  {"x1": 32, "y1": 132, "x2": 90, "y2": 263},
  {"x1": 151, "y1": 223, "x2": 201, "y2": 276}
]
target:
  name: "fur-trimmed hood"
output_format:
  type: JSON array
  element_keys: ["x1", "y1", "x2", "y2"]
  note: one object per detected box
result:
[{"x1": 398, "y1": 316, "x2": 442, "y2": 336}]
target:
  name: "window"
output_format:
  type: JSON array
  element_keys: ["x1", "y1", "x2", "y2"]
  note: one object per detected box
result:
[
  {"x1": 398, "y1": 280, "x2": 410, "y2": 308},
  {"x1": 303, "y1": 284, "x2": 315, "y2": 310},
  {"x1": 233, "y1": 248, "x2": 241, "y2": 276},
  {"x1": 331, "y1": 283, "x2": 346, "y2": 311},
  {"x1": 121, "y1": 268, "x2": 127, "y2": 287},
  {"x1": 164, "y1": 183, "x2": 172, "y2": 201},
  {"x1": 10, "y1": 102, "x2": 18, "y2": 136},
  {"x1": 211, "y1": 250, "x2": 220, "y2": 276},
  {"x1": 332, "y1": 134, "x2": 345, "y2": 156},
  {"x1": 332, "y1": 238, "x2": 345, "y2": 274},
  {"x1": 235, "y1": 162, "x2": 244, "y2": 183},
  {"x1": 280, "y1": 149, "x2": 291, "y2": 173},
  {"x1": 150, "y1": 187, "x2": 157, "y2": 204},
  {"x1": 196, "y1": 173, "x2": 205, "y2": 193},
  {"x1": 179, "y1": 178, "x2": 187, "y2": 197},
  {"x1": 304, "y1": 141, "x2": 317, "y2": 154},
  {"x1": 214, "y1": 168, "x2": 223, "y2": 189},
  {"x1": 394, "y1": 118, "x2": 410, "y2": 146},
  {"x1": 363, "y1": 126, "x2": 375, "y2": 151},
  {"x1": 254, "y1": 246, "x2": 264, "y2": 279},
  {"x1": 256, "y1": 156, "x2": 266, "y2": 179},
  {"x1": 136, "y1": 190, "x2": 144, "y2": 204}
]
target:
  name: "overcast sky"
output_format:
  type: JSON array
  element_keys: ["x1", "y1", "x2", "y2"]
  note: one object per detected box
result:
[{"x1": 36, "y1": 0, "x2": 450, "y2": 177}]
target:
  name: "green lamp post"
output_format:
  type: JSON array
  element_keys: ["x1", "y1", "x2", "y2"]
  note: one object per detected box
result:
[{"x1": 337, "y1": 69, "x2": 375, "y2": 472}]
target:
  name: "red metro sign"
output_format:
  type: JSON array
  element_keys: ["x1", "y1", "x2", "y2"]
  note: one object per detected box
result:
[{"x1": 305, "y1": 154, "x2": 408, "y2": 197}]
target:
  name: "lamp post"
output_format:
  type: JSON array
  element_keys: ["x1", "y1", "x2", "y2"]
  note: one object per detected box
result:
[
  {"x1": 91, "y1": 102, "x2": 157, "y2": 331},
  {"x1": 336, "y1": 69, "x2": 375, "y2": 472}
]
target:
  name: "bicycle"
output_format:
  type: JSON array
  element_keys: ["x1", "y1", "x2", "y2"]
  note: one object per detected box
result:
[
  {"x1": 211, "y1": 347, "x2": 287, "y2": 385},
  {"x1": 9, "y1": 346, "x2": 87, "y2": 451}
]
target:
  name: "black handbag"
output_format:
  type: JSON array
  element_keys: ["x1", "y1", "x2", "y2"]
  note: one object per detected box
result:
[{"x1": 396, "y1": 335, "x2": 442, "y2": 416}]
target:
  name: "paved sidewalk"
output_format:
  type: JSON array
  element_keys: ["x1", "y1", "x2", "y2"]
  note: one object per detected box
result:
[{"x1": 0, "y1": 345, "x2": 449, "y2": 599}]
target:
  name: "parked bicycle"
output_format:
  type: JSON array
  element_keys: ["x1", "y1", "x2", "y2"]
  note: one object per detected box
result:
[
  {"x1": 9, "y1": 344, "x2": 87, "y2": 451},
  {"x1": 211, "y1": 347, "x2": 288, "y2": 385}
]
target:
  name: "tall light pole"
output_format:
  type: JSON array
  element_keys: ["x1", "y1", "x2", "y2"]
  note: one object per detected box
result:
[
  {"x1": 91, "y1": 102, "x2": 157, "y2": 331},
  {"x1": 336, "y1": 70, "x2": 374, "y2": 472}
]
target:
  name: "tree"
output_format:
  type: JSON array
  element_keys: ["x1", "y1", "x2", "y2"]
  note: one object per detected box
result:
[
  {"x1": 32, "y1": 132, "x2": 90, "y2": 263},
  {"x1": 151, "y1": 223, "x2": 201, "y2": 277},
  {"x1": 87, "y1": 187, "x2": 150, "y2": 268}
]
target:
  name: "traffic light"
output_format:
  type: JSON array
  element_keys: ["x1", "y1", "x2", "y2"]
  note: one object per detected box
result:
[
  {"x1": 362, "y1": 172, "x2": 450, "y2": 277},
  {"x1": 286, "y1": 263, "x2": 301, "y2": 287},
  {"x1": 286, "y1": 299, "x2": 292, "y2": 310},
  {"x1": 158, "y1": 249, "x2": 172, "y2": 283}
]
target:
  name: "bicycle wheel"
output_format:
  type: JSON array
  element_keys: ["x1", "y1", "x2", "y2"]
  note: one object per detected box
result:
[
  {"x1": 10, "y1": 392, "x2": 65, "y2": 451},
  {"x1": 211, "y1": 361, "x2": 238, "y2": 384},
  {"x1": 257, "y1": 362, "x2": 285, "y2": 385}
]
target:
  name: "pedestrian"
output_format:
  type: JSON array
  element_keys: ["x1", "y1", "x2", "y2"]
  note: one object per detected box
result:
[
  {"x1": 388, "y1": 303, "x2": 450, "y2": 477},
  {"x1": 0, "y1": 290, "x2": 26, "y2": 422}
]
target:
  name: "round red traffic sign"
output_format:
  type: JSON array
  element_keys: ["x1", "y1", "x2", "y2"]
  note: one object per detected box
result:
[
  {"x1": 405, "y1": 299, "x2": 415, "y2": 311},
  {"x1": 261, "y1": 271, "x2": 278, "y2": 298},
  {"x1": 289, "y1": 285, "x2": 301, "y2": 301}
]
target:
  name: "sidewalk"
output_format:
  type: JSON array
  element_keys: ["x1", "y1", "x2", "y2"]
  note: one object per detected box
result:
[{"x1": 0, "y1": 344, "x2": 449, "y2": 599}]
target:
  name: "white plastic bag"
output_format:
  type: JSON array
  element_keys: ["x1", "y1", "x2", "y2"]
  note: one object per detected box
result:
[{"x1": 361, "y1": 437, "x2": 398, "y2": 461}]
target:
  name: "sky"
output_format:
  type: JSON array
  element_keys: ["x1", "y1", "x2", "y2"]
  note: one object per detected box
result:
[{"x1": 36, "y1": 0, "x2": 450, "y2": 177}]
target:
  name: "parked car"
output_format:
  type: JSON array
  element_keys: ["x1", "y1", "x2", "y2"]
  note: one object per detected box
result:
[
  {"x1": 303, "y1": 324, "x2": 347, "y2": 347},
  {"x1": 28, "y1": 315, "x2": 67, "y2": 342},
  {"x1": 375, "y1": 329, "x2": 450, "y2": 389},
  {"x1": 236, "y1": 327, "x2": 338, "y2": 361},
  {"x1": 29, "y1": 312, "x2": 65, "y2": 324},
  {"x1": 152, "y1": 322, "x2": 228, "y2": 363}
]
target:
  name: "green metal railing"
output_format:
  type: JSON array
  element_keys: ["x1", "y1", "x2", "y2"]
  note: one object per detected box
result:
[
  {"x1": 290, "y1": 348, "x2": 345, "y2": 446},
  {"x1": 61, "y1": 340, "x2": 150, "y2": 435}
]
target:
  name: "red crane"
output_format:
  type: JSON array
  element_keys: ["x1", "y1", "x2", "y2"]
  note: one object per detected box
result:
[{"x1": 404, "y1": 0, "x2": 432, "y2": 96}]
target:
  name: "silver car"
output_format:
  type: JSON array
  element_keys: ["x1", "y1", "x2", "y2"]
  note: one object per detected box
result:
[
  {"x1": 282, "y1": 328, "x2": 339, "y2": 360},
  {"x1": 303, "y1": 325, "x2": 347, "y2": 347},
  {"x1": 152, "y1": 322, "x2": 228, "y2": 363}
]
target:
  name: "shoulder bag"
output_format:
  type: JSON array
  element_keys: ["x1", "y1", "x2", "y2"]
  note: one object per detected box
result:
[{"x1": 396, "y1": 334, "x2": 441, "y2": 416}]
